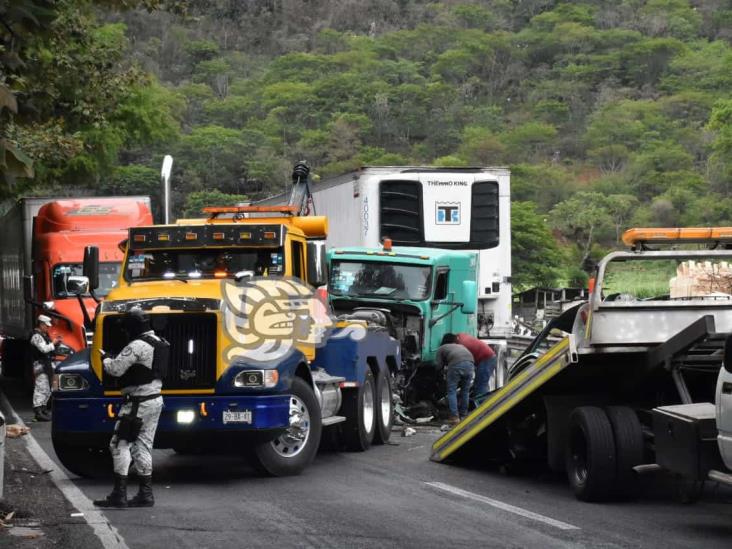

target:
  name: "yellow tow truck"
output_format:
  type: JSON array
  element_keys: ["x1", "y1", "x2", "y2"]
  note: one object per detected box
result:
[{"x1": 51, "y1": 165, "x2": 400, "y2": 477}]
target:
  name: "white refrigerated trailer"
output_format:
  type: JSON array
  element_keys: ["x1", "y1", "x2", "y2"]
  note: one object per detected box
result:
[{"x1": 260, "y1": 166, "x2": 512, "y2": 375}]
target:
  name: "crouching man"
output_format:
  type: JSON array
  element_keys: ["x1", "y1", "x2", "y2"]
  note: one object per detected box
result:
[{"x1": 94, "y1": 309, "x2": 168, "y2": 508}]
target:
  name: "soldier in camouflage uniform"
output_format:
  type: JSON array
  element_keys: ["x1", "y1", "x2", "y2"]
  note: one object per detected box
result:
[
  {"x1": 94, "y1": 309, "x2": 164, "y2": 508},
  {"x1": 30, "y1": 315, "x2": 61, "y2": 422}
]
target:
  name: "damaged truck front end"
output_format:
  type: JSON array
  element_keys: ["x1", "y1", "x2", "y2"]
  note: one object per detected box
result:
[{"x1": 327, "y1": 245, "x2": 479, "y2": 413}]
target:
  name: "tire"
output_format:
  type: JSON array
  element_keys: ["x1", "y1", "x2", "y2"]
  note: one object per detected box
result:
[
  {"x1": 605, "y1": 406, "x2": 644, "y2": 499},
  {"x1": 373, "y1": 370, "x2": 393, "y2": 445},
  {"x1": 566, "y1": 406, "x2": 617, "y2": 502},
  {"x1": 52, "y1": 436, "x2": 112, "y2": 479},
  {"x1": 251, "y1": 378, "x2": 322, "y2": 476},
  {"x1": 340, "y1": 368, "x2": 376, "y2": 451}
]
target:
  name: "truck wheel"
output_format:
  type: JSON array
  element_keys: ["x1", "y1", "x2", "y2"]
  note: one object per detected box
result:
[
  {"x1": 251, "y1": 377, "x2": 322, "y2": 476},
  {"x1": 566, "y1": 406, "x2": 617, "y2": 502},
  {"x1": 340, "y1": 368, "x2": 376, "y2": 451},
  {"x1": 605, "y1": 406, "x2": 644, "y2": 499},
  {"x1": 373, "y1": 371, "x2": 393, "y2": 445},
  {"x1": 52, "y1": 437, "x2": 111, "y2": 479}
]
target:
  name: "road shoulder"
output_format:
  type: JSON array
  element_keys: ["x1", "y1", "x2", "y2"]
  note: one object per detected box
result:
[{"x1": 1, "y1": 379, "x2": 104, "y2": 549}]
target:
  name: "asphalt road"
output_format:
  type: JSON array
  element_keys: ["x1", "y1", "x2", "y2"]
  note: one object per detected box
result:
[{"x1": 3, "y1": 380, "x2": 731, "y2": 549}]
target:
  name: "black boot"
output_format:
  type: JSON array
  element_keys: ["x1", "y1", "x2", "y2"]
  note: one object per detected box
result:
[
  {"x1": 33, "y1": 406, "x2": 51, "y2": 422},
  {"x1": 93, "y1": 474, "x2": 128, "y2": 508},
  {"x1": 128, "y1": 475, "x2": 154, "y2": 507}
]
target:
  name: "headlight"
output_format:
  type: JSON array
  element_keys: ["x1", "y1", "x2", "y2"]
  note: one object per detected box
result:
[
  {"x1": 57, "y1": 373, "x2": 89, "y2": 391},
  {"x1": 176, "y1": 410, "x2": 195, "y2": 424},
  {"x1": 234, "y1": 369, "x2": 279, "y2": 388}
]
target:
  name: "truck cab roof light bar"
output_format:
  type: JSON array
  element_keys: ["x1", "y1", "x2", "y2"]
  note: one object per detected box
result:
[
  {"x1": 622, "y1": 227, "x2": 732, "y2": 248},
  {"x1": 203, "y1": 205, "x2": 298, "y2": 218}
]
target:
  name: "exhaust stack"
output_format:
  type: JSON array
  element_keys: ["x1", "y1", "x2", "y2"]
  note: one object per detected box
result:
[{"x1": 161, "y1": 155, "x2": 174, "y2": 224}]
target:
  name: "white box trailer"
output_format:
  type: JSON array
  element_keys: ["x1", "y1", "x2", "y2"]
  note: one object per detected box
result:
[{"x1": 260, "y1": 166, "x2": 512, "y2": 359}]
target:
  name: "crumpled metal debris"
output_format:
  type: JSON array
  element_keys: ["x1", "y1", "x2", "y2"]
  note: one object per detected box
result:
[
  {"x1": 402, "y1": 427, "x2": 416, "y2": 437},
  {"x1": 395, "y1": 399, "x2": 438, "y2": 425}
]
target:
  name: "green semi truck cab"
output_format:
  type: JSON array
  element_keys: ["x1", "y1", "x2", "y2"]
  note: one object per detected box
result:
[{"x1": 327, "y1": 243, "x2": 478, "y2": 404}]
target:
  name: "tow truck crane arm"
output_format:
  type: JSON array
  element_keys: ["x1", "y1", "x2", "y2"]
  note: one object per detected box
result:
[{"x1": 288, "y1": 161, "x2": 314, "y2": 217}]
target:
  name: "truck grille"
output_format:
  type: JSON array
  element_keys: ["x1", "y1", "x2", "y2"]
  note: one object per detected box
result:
[{"x1": 102, "y1": 313, "x2": 218, "y2": 391}]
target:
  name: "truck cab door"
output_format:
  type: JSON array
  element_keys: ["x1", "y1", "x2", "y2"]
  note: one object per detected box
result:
[
  {"x1": 716, "y1": 356, "x2": 732, "y2": 469},
  {"x1": 429, "y1": 268, "x2": 452, "y2": 352}
]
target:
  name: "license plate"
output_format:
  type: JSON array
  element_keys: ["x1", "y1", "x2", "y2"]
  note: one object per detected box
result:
[{"x1": 223, "y1": 410, "x2": 252, "y2": 424}]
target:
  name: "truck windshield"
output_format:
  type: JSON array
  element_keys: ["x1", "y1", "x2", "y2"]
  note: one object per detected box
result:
[
  {"x1": 124, "y1": 248, "x2": 285, "y2": 281},
  {"x1": 52, "y1": 262, "x2": 120, "y2": 298},
  {"x1": 601, "y1": 256, "x2": 732, "y2": 303},
  {"x1": 329, "y1": 261, "x2": 432, "y2": 301}
]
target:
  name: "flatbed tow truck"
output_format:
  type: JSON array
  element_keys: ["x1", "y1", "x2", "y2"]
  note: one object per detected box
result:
[{"x1": 432, "y1": 227, "x2": 732, "y2": 501}]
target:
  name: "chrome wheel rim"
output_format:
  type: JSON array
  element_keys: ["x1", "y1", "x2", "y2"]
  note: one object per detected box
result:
[
  {"x1": 380, "y1": 378, "x2": 391, "y2": 428},
  {"x1": 271, "y1": 394, "x2": 310, "y2": 458},
  {"x1": 363, "y1": 379, "x2": 375, "y2": 433}
]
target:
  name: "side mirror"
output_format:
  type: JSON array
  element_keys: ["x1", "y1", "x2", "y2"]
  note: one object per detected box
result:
[
  {"x1": 66, "y1": 275, "x2": 89, "y2": 296},
  {"x1": 461, "y1": 280, "x2": 477, "y2": 314},
  {"x1": 23, "y1": 274, "x2": 34, "y2": 303},
  {"x1": 725, "y1": 334, "x2": 732, "y2": 373},
  {"x1": 118, "y1": 238, "x2": 128, "y2": 254},
  {"x1": 83, "y1": 246, "x2": 99, "y2": 290},
  {"x1": 306, "y1": 240, "x2": 328, "y2": 288}
]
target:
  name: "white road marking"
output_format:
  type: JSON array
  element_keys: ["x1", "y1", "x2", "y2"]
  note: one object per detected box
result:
[
  {"x1": 0, "y1": 391, "x2": 130, "y2": 549},
  {"x1": 426, "y1": 481, "x2": 580, "y2": 531}
]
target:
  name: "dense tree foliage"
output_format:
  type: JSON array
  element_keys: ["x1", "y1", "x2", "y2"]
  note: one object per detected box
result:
[{"x1": 3, "y1": 1, "x2": 732, "y2": 285}]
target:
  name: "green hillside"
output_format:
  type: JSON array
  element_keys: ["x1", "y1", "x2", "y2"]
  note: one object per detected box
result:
[{"x1": 2, "y1": 0, "x2": 731, "y2": 287}]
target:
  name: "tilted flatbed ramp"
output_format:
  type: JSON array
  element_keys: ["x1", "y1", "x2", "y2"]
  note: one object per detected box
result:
[{"x1": 431, "y1": 335, "x2": 579, "y2": 462}]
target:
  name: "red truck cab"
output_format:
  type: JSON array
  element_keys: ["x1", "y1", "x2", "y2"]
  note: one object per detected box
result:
[
  {"x1": 0, "y1": 196, "x2": 152, "y2": 378},
  {"x1": 32, "y1": 198, "x2": 153, "y2": 351}
]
